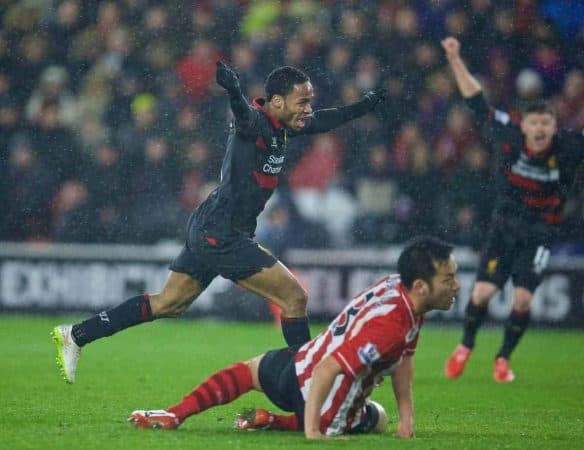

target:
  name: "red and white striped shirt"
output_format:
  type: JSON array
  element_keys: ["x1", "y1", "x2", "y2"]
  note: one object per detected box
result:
[{"x1": 295, "y1": 274, "x2": 423, "y2": 435}]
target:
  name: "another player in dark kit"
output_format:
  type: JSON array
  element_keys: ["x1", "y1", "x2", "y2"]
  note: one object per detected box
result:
[
  {"x1": 441, "y1": 37, "x2": 583, "y2": 382},
  {"x1": 52, "y1": 61, "x2": 386, "y2": 384}
]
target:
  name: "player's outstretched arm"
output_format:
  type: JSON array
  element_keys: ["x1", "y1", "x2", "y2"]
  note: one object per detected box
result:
[
  {"x1": 303, "y1": 355, "x2": 343, "y2": 439},
  {"x1": 391, "y1": 355, "x2": 415, "y2": 439},
  {"x1": 301, "y1": 87, "x2": 387, "y2": 135},
  {"x1": 441, "y1": 37, "x2": 482, "y2": 98},
  {"x1": 216, "y1": 60, "x2": 255, "y2": 125}
]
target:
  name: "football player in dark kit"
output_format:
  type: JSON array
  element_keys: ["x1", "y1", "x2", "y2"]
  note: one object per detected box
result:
[
  {"x1": 441, "y1": 37, "x2": 583, "y2": 383},
  {"x1": 52, "y1": 61, "x2": 386, "y2": 384}
]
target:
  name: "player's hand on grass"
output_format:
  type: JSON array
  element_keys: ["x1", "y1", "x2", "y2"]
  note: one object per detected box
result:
[
  {"x1": 395, "y1": 419, "x2": 415, "y2": 439},
  {"x1": 363, "y1": 87, "x2": 387, "y2": 110},
  {"x1": 305, "y1": 429, "x2": 326, "y2": 439},
  {"x1": 305, "y1": 430, "x2": 347, "y2": 440},
  {"x1": 441, "y1": 37, "x2": 461, "y2": 59},
  {"x1": 216, "y1": 60, "x2": 241, "y2": 93}
]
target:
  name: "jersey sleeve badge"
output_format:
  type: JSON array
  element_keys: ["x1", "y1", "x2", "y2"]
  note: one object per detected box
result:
[{"x1": 358, "y1": 342, "x2": 381, "y2": 365}]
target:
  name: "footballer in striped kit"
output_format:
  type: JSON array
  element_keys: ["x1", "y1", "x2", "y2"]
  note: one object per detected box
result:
[{"x1": 129, "y1": 236, "x2": 459, "y2": 439}]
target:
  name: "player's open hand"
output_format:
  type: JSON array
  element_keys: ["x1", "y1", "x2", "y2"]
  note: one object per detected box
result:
[
  {"x1": 441, "y1": 37, "x2": 461, "y2": 59},
  {"x1": 395, "y1": 420, "x2": 415, "y2": 439},
  {"x1": 305, "y1": 430, "x2": 348, "y2": 440},
  {"x1": 216, "y1": 60, "x2": 241, "y2": 92}
]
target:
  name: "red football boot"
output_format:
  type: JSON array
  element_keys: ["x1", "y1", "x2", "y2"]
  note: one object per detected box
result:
[
  {"x1": 445, "y1": 344, "x2": 472, "y2": 379},
  {"x1": 234, "y1": 408, "x2": 274, "y2": 431},
  {"x1": 128, "y1": 410, "x2": 181, "y2": 430},
  {"x1": 493, "y1": 357, "x2": 515, "y2": 383}
]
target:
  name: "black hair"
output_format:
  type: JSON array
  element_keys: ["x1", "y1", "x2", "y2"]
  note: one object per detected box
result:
[
  {"x1": 264, "y1": 66, "x2": 309, "y2": 100},
  {"x1": 521, "y1": 99, "x2": 556, "y2": 118},
  {"x1": 397, "y1": 236, "x2": 454, "y2": 289}
]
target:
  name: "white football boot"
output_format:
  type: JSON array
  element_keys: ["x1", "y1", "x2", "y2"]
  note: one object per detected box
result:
[{"x1": 51, "y1": 324, "x2": 81, "y2": 384}]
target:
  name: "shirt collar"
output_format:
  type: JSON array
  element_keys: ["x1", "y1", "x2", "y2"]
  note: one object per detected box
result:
[
  {"x1": 397, "y1": 282, "x2": 419, "y2": 324},
  {"x1": 252, "y1": 97, "x2": 283, "y2": 129}
]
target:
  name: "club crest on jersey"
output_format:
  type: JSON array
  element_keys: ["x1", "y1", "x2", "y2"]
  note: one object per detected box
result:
[
  {"x1": 358, "y1": 342, "x2": 381, "y2": 365},
  {"x1": 548, "y1": 156, "x2": 557, "y2": 169},
  {"x1": 487, "y1": 258, "x2": 498, "y2": 275}
]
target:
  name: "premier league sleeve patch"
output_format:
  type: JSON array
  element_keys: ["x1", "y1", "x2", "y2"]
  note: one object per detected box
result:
[{"x1": 358, "y1": 342, "x2": 381, "y2": 365}]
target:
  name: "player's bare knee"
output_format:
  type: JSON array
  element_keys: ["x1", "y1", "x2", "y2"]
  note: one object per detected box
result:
[
  {"x1": 512, "y1": 287, "x2": 532, "y2": 312},
  {"x1": 282, "y1": 287, "x2": 308, "y2": 317},
  {"x1": 149, "y1": 293, "x2": 190, "y2": 318},
  {"x1": 244, "y1": 355, "x2": 264, "y2": 391},
  {"x1": 472, "y1": 283, "x2": 498, "y2": 306}
]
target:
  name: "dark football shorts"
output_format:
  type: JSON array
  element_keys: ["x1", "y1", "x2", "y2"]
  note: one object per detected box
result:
[
  {"x1": 258, "y1": 346, "x2": 305, "y2": 422},
  {"x1": 258, "y1": 347, "x2": 381, "y2": 434},
  {"x1": 169, "y1": 222, "x2": 277, "y2": 289},
  {"x1": 476, "y1": 217, "x2": 552, "y2": 292}
]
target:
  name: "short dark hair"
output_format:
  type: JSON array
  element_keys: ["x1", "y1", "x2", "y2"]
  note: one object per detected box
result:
[
  {"x1": 265, "y1": 66, "x2": 309, "y2": 100},
  {"x1": 397, "y1": 236, "x2": 454, "y2": 289},
  {"x1": 521, "y1": 99, "x2": 556, "y2": 118}
]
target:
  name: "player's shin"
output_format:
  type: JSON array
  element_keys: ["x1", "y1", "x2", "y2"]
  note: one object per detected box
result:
[
  {"x1": 280, "y1": 316, "x2": 311, "y2": 347},
  {"x1": 461, "y1": 300, "x2": 488, "y2": 349},
  {"x1": 167, "y1": 362, "x2": 253, "y2": 422},
  {"x1": 496, "y1": 309, "x2": 530, "y2": 359},
  {"x1": 71, "y1": 294, "x2": 153, "y2": 347}
]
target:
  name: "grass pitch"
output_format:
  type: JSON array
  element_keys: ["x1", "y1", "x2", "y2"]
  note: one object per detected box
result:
[{"x1": 1, "y1": 315, "x2": 583, "y2": 449}]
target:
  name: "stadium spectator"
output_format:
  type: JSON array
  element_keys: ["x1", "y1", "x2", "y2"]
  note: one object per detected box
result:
[
  {"x1": 51, "y1": 179, "x2": 96, "y2": 242},
  {"x1": 115, "y1": 93, "x2": 161, "y2": 164},
  {"x1": 397, "y1": 141, "x2": 442, "y2": 239},
  {"x1": 128, "y1": 136, "x2": 182, "y2": 243},
  {"x1": 553, "y1": 69, "x2": 584, "y2": 130},
  {"x1": 351, "y1": 143, "x2": 401, "y2": 244},
  {"x1": 256, "y1": 195, "x2": 331, "y2": 258},
  {"x1": 515, "y1": 68, "x2": 545, "y2": 112},
  {"x1": 0, "y1": 1, "x2": 582, "y2": 248},
  {"x1": 540, "y1": 0, "x2": 584, "y2": 41},
  {"x1": 83, "y1": 140, "x2": 128, "y2": 243},
  {"x1": 441, "y1": 37, "x2": 584, "y2": 383},
  {"x1": 29, "y1": 100, "x2": 85, "y2": 184},
  {"x1": 128, "y1": 236, "x2": 460, "y2": 440},
  {"x1": 175, "y1": 39, "x2": 222, "y2": 104},
  {"x1": 432, "y1": 103, "x2": 479, "y2": 174},
  {"x1": 25, "y1": 65, "x2": 77, "y2": 128},
  {"x1": 437, "y1": 144, "x2": 493, "y2": 249},
  {"x1": 4, "y1": 135, "x2": 55, "y2": 240}
]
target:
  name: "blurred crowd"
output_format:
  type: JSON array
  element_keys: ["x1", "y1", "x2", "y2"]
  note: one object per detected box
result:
[{"x1": 0, "y1": 0, "x2": 583, "y2": 254}]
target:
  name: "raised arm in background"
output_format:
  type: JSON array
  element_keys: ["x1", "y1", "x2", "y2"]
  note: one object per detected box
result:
[{"x1": 441, "y1": 37, "x2": 482, "y2": 98}]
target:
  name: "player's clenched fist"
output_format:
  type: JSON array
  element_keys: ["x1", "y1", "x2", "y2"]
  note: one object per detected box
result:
[
  {"x1": 441, "y1": 37, "x2": 461, "y2": 59},
  {"x1": 216, "y1": 60, "x2": 241, "y2": 93},
  {"x1": 364, "y1": 87, "x2": 387, "y2": 110}
]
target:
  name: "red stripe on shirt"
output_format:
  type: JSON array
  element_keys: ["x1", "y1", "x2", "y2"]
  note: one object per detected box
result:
[
  {"x1": 541, "y1": 212, "x2": 563, "y2": 224},
  {"x1": 505, "y1": 169, "x2": 543, "y2": 191},
  {"x1": 521, "y1": 195, "x2": 562, "y2": 208},
  {"x1": 255, "y1": 136, "x2": 267, "y2": 150},
  {"x1": 252, "y1": 171, "x2": 279, "y2": 189},
  {"x1": 320, "y1": 376, "x2": 355, "y2": 433},
  {"x1": 297, "y1": 332, "x2": 333, "y2": 388}
]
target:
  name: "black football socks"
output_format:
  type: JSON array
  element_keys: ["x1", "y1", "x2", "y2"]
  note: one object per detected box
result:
[
  {"x1": 496, "y1": 310, "x2": 530, "y2": 360},
  {"x1": 280, "y1": 316, "x2": 311, "y2": 347},
  {"x1": 71, "y1": 294, "x2": 153, "y2": 347},
  {"x1": 461, "y1": 300, "x2": 488, "y2": 349}
]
